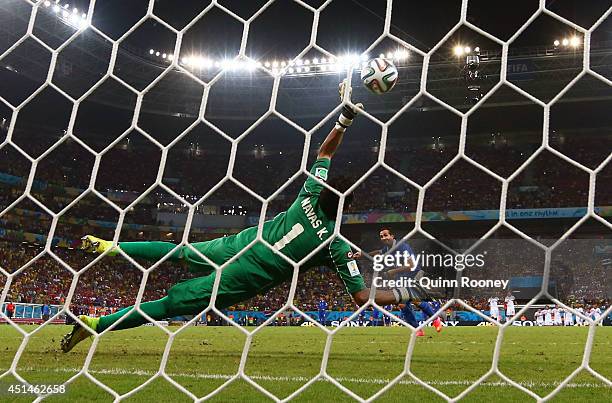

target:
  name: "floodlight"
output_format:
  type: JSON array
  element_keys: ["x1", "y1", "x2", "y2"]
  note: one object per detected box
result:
[{"x1": 570, "y1": 36, "x2": 580, "y2": 47}]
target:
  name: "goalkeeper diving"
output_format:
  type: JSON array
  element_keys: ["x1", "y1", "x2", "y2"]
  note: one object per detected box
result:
[{"x1": 61, "y1": 81, "x2": 425, "y2": 352}]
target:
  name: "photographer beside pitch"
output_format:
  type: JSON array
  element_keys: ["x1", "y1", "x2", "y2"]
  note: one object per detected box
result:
[{"x1": 60, "y1": 82, "x2": 421, "y2": 352}]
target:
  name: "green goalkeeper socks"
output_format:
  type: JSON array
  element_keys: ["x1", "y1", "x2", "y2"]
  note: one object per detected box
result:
[
  {"x1": 118, "y1": 242, "x2": 183, "y2": 262},
  {"x1": 97, "y1": 297, "x2": 172, "y2": 332}
]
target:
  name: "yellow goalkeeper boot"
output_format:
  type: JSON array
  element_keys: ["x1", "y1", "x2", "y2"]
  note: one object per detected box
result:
[
  {"x1": 80, "y1": 235, "x2": 118, "y2": 256},
  {"x1": 60, "y1": 315, "x2": 99, "y2": 353}
]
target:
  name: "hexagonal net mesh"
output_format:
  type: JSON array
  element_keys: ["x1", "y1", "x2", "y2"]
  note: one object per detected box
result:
[{"x1": 0, "y1": 0, "x2": 611, "y2": 401}]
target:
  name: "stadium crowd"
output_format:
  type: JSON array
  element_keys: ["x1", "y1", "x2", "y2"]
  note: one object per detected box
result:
[
  {"x1": 2, "y1": 238, "x2": 608, "y2": 320},
  {"x1": 1, "y1": 240, "x2": 358, "y2": 316},
  {"x1": 1, "y1": 129, "x2": 609, "y2": 322},
  {"x1": 0, "y1": 135, "x2": 608, "y2": 220}
]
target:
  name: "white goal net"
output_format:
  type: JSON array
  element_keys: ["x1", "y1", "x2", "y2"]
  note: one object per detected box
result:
[{"x1": 0, "y1": 0, "x2": 611, "y2": 401}]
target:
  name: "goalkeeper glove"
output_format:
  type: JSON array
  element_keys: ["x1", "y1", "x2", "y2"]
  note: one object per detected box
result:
[
  {"x1": 80, "y1": 235, "x2": 118, "y2": 256},
  {"x1": 336, "y1": 79, "x2": 364, "y2": 131}
]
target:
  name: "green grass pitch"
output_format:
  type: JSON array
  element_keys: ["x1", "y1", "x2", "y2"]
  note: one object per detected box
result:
[{"x1": 0, "y1": 325, "x2": 610, "y2": 402}]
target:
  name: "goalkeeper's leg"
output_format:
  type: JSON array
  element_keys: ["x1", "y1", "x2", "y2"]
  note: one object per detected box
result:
[
  {"x1": 60, "y1": 298, "x2": 175, "y2": 352},
  {"x1": 80, "y1": 235, "x2": 240, "y2": 275},
  {"x1": 61, "y1": 260, "x2": 267, "y2": 352}
]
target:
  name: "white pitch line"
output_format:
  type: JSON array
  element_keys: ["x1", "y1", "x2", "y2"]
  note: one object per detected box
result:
[{"x1": 17, "y1": 367, "x2": 612, "y2": 389}]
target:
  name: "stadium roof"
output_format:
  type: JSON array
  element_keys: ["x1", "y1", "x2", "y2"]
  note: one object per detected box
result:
[{"x1": 0, "y1": 1, "x2": 610, "y2": 126}]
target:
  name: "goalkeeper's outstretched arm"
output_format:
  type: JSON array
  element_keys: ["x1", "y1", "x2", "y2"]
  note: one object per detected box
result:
[
  {"x1": 317, "y1": 126, "x2": 347, "y2": 160},
  {"x1": 317, "y1": 81, "x2": 363, "y2": 160}
]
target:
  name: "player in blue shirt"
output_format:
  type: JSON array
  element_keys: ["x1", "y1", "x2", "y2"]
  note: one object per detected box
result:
[
  {"x1": 317, "y1": 299, "x2": 328, "y2": 325},
  {"x1": 357, "y1": 309, "x2": 366, "y2": 326},
  {"x1": 42, "y1": 303, "x2": 50, "y2": 322},
  {"x1": 372, "y1": 307, "x2": 381, "y2": 326},
  {"x1": 355, "y1": 228, "x2": 442, "y2": 336},
  {"x1": 383, "y1": 305, "x2": 394, "y2": 326}
]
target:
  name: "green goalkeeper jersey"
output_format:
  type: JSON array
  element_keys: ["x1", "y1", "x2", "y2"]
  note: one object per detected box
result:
[
  {"x1": 230, "y1": 157, "x2": 366, "y2": 294},
  {"x1": 90, "y1": 159, "x2": 367, "y2": 334},
  {"x1": 120, "y1": 158, "x2": 366, "y2": 295}
]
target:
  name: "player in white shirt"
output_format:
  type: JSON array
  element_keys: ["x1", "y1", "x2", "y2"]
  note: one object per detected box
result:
[
  {"x1": 535, "y1": 309, "x2": 544, "y2": 326},
  {"x1": 575, "y1": 307, "x2": 584, "y2": 326},
  {"x1": 590, "y1": 307, "x2": 602, "y2": 324},
  {"x1": 537, "y1": 308, "x2": 543, "y2": 324},
  {"x1": 504, "y1": 293, "x2": 516, "y2": 323},
  {"x1": 543, "y1": 306, "x2": 553, "y2": 326},
  {"x1": 553, "y1": 306, "x2": 562, "y2": 326},
  {"x1": 563, "y1": 308, "x2": 574, "y2": 326},
  {"x1": 488, "y1": 297, "x2": 500, "y2": 321}
]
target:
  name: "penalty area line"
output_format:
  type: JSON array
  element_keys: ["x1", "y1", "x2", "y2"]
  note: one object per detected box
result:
[{"x1": 17, "y1": 367, "x2": 612, "y2": 389}]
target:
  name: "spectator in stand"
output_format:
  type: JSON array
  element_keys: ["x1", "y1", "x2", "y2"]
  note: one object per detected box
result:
[
  {"x1": 6, "y1": 301, "x2": 15, "y2": 318},
  {"x1": 42, "y1": 303, "x2": 50, "y2": 322}
]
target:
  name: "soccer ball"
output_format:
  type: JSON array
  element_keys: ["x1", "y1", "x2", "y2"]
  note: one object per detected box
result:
[{"x1": 361, "y1": 58, "x2": 399, "y2": 94}]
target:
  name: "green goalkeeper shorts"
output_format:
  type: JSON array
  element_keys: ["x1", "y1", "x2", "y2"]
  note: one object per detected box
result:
[
  {"x1": 182, "y1": 237, "x2": 237, "y2": 274},
  {"x1": 168, "y1": 239, "x2": 292, "y2": 312}
]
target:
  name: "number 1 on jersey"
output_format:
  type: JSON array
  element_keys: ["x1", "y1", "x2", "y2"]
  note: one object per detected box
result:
[{"x1": 273, "y1": 223, "x2": 304, "y2": 250}]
